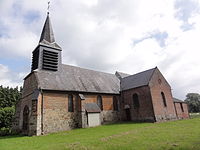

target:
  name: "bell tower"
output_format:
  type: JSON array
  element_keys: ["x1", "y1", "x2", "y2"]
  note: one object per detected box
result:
[{"x1": 31, "y1": 13, "x2": 62, "y2": 72}]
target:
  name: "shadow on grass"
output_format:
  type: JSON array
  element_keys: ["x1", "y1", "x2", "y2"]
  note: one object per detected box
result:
[
  {"x1": 0, "y1": 134, "x2": 25, "y2": 140},
  {"x1": 103, "y1": 121, "x2": 152, "y2": 126}
]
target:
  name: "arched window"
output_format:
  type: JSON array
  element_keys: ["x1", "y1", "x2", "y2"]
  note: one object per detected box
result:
[
  {"x1": 161, "y1": 92, "x2": 167, "y2": 107},
  {"x1": 113, "y1": 96, "x2": 118, "y2": 111},
  {"x1": 97, "y1": 95, "x2": 103, "y2": 110},
  {"x1": 68, "y1": 94, "x2": 74, "y2": 112},
  {"x1": 23, "y1": 105, "x2": 29, "y2": 130},
  {"x1": 180, "y1": 103, "x2": 184, "y2": 112},
  {"x1": 133, "y1": 93, "x2": 140, "y2": 109}
]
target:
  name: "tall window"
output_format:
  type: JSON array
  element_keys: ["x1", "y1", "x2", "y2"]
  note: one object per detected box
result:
[
  {"x1": 97, "y1": 95, "x2": 103, "y2": 110},
  {"x1": 180, "y1": 103, "x2": 184, "y2": 112},
  {"x1": 161, "y1": 92, "x2": 167, "y2": 107},
  {"x1": 113, "y1": 96, "x2": 118, "y2": 111},
  {"x1": 23, "y1": 105, "x2": 29, "y2": 130},
  {"x1": 133, "y1": 93, "x2": 140, "y2": 109},
  {"x1": 68, "y1": 94, "x2": 74, "y2": 112}
]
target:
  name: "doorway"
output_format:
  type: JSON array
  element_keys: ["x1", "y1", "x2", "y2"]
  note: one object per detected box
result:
[
  {"x1": 87, "y1": 112, "x2": 101, "y2": 127},
  {"x1": 22, "y1": 105, "x2": 29, "y2": 132},
  {"x1": 125, "y1": 108, "x2": 131, "y2": 121}
]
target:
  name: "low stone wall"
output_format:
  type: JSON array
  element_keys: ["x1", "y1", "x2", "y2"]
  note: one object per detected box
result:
[
  {"x1": 155, "y1": 114, "x2": 177, "y2": 122},
  {"x1": 43, "y1": 109, "x2": 79, "y2": 134},
  {"x1": 101, "y1": 110, "x2": 120, "y2": 124}
]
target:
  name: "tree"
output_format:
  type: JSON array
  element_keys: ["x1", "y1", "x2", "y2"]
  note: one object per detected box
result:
[
  {"x1": 185, "y1": 93, "x2": 200, "y2": 113},
  {"x1": 0, "y1": 85, "x2": 22, "y2": 134},
  {"x1": 0, "y1": 86, "x2": 22, "y2": 108}
]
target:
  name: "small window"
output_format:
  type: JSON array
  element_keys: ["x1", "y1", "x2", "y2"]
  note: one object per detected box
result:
[
  {"x1": 68, "y1": 94, "x2": 74, "y2": 112},
  {"x1": 180, "y1": 103, "x2": 184, "y2": 112},
  {"x1": 113, "y1": 96, "x2": 118, "y2": 111},
  {"x1": 161, "y1": 92, "x2": 167, "y2": 107},
  {"x1": 97, "y1": 95, "x2": 103, "y2": 110},
  {"x1": 133, "y1": 94, "x2": 140, "y2": 109}
]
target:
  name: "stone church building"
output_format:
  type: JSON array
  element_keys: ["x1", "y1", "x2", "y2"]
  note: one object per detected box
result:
[{"x1": 12, "y1": 14, "x2": 189, "y2": 136}]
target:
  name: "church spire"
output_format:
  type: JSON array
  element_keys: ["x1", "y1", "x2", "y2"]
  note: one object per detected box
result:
[
  {"x1": 39, "y1": 13, "x2": 55, "y2": 44},
  {"x1": 31, "y1": 8, "x2": 62, "y2": 72},
  {"x1": 38, "y1": 12, "x2": 61, "y2": 49}
]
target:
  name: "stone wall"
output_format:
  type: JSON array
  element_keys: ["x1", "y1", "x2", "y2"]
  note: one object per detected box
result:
[
  {"x1": 12, "y1": 73, "x2": 39, "y2": 135},
  {"x1": 174, "y1": 102, "x2": 189, "y2": 119},
  {"x1": 41, "y1": 92, "x2": 80, "y2": 134},
  {"x1": 101, "y1": 110, "x2": 120, "y2": 123},
  {"x1": 149, "y1": 69, "x2": 177, "y2": 121},
  {"x1": 122, "y1": 86, "x2": 155, "y2": 122},
  {"x1": 12, "y1": 100, "x2": 22, "y2": 133}
]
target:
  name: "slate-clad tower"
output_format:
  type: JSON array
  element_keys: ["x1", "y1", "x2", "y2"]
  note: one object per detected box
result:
[{"x1": 31, "y1": 13, "x2": 62, "y2": 72}]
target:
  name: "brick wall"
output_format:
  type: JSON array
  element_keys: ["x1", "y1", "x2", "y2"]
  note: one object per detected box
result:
[
  {"x1": 174, "y1": 102, "x2": 189, "y2": 119},
  {"x1": 122, "y1": 86, "x2": 155, "y2": 122},
  {"x1": 149, "y1": 69, "x2": 177, "y2": 121},
  {"x1": 81, "y1": 94, "x2": 121, "y2": 125},
  {"x1": 81, "y1": 94, "x2": 118, "y2": 110}
]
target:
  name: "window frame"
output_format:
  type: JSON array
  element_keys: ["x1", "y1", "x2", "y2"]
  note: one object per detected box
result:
[
  {"x1": 113, "y1": 96, "x2": 118, "y2": 111},
  {"x1": 180, "y1": 103, "x2": 184, "y2": 112},
  {"x1": 97, "y1": 95, "x2": 103, "y2": 110},
  {"x1": 161, "y1": 92, "x2": 167, "y2": 107},
  {"x1": 68, "y1": 94, "x2": 74, "y2": 112},
  {"x1": 132, "y1": 93, "x2": 140, "y2": 109}
]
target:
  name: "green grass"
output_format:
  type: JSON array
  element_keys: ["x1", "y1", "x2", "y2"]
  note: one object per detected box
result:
[{"x1": 1, "y1": 118, "x2": 200, "y2": 150}]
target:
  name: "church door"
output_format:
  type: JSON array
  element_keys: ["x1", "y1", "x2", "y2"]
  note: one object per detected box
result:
[
  {"x1": 23, "y1": 106, "x2": 29, "y2": 132},
  {"x1": 125, "y1": 108, "x2": 131, "y2": 121}
]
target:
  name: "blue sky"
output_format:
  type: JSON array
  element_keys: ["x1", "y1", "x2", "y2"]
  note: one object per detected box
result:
[{"x1": 0, "y1": 0, "x2": 200, "y2": 99}]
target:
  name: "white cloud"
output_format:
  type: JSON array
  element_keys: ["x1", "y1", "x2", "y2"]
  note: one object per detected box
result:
[
  {"x1": 0, "y1": 0, "x2": 200, "y2": 99},
  {"x1": 0, "y1": 64, "x2": 24, "y2": 87}
]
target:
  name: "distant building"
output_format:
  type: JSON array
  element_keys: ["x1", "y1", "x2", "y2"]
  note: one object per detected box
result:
[{"x1": 12, "y1": 14, "x2": 189, "y2": 136}]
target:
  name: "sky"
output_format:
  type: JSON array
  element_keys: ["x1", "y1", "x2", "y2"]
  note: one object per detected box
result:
[{"x1": 0, "y1": 0, "x2": 200, "y2": 100}]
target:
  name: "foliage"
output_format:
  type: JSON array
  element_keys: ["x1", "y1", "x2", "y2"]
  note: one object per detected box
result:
[
  {"x1": 0, "y1": 107, "x2": 15, "y2": 128},
  {"x1": 185, "y1": 93, "x2": 200, "y2": 113},
  {"x1": 190, "y1": 113, "x2": 200, "y2": 119},
  {"x1": 0, "y1": 118, "x2": 200, "y2": 150},
  {"x1": 0, "y1": 86, "x2": 22, "y2": 108},
  {"x1": 0, "y1": 85, "x2": 22, "y2": 135},
  {"x1": 0, "y1": 127, "x2": 12, "y2": 136}
]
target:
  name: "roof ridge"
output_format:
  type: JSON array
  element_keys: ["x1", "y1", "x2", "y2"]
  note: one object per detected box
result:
[
  {"x1": 115, "y1": 71, "x2": 130, "y2": 75},
  {"x1": 123, "y1": 67, "x2": 157, "y2": 79}
]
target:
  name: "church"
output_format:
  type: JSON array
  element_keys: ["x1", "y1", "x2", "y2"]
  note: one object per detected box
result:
[{"x1": 12, "y1": 13, "x2": 189, "y2": 136}]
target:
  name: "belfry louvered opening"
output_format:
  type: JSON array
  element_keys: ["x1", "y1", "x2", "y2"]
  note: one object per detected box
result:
[
  {"x1": 31, "y1": 48, "x2": 39, "y2": 71},
  {"x1": 42, "y1": 50, "x2": 58, "y2": 71}
]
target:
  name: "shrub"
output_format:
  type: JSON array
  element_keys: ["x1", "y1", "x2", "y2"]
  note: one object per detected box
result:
[
  {"x1": 0, "y1": 127, "x2": 11, "y2": 136},
  {"x1": 0, "y1": 107, "x2": 15, "y2": 128}
]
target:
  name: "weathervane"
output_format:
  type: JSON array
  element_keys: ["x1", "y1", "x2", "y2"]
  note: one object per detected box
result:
[{"x1": 47, "y1": 1, "x2": 50, "y2": 14}]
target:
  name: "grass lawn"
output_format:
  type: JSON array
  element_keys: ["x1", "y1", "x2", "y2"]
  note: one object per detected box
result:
[{"x1": 1, "y1": 118, "x2": 200, "y2": 150}]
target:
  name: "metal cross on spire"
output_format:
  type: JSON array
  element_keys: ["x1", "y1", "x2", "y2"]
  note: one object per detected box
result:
[{"x1": 47, "y1": 1, "x2": 50, "y2": 14}]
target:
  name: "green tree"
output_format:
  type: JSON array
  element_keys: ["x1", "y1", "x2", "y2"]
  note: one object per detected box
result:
[
  {"x1": 0, "y1": 86, "x2": 22, "y2": 108},
  {"x1": 185, "y1": 93, "x2": 200, "y2": 113},
  {"x1": 0, "y1": 107, "x2": 15, "y2": 128},
  {"x1": 0, "y1": 85, "x2": 22, "y2": 134}
]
